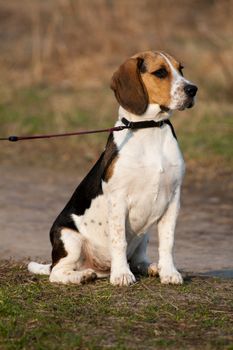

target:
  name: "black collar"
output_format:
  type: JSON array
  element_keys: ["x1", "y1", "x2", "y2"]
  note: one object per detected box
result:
[
  {"x1": 121, "y1": 117, "x2": 177, "y2": 140},
  {"x1": 121, "y1": 117, "x2": 166, "y2": 129}
]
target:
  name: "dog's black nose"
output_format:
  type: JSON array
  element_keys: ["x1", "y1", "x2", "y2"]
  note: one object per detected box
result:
[{"x1": 184, "y1": 84, "x2": 198, "y2": 97}]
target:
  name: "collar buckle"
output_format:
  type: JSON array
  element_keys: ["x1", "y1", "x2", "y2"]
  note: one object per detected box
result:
[{"x1": 122, "y1": 118, "x2": 132, "y2": 128}]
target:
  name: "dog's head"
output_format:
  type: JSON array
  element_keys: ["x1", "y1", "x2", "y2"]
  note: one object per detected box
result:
[{"x1": 111, "y1": 51, "x2": 198, "y2": 116}]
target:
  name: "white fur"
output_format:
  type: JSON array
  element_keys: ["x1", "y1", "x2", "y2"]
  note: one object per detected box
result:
[{"x1": 119, "y1": 103, "x2": 172, "y2": 122}]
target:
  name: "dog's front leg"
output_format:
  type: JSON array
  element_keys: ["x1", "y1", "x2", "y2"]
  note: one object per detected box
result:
[
  {"x1": 107, "y1": 193, "x2": 136, "y2": 286},
  {"x1": 157, "y1": 187, "x2": 183, "y2": 284}
]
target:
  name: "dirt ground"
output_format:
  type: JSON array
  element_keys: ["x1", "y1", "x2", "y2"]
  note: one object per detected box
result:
[{"x1": 0, "y1": 164, "x2": 232, "y2": 278}]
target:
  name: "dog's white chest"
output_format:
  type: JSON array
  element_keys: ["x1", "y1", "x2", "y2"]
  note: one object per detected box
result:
[{"x1": 112, "y1": 125, "x2": 184, "y2": 233}]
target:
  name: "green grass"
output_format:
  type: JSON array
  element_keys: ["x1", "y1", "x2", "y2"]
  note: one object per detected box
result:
[
  {"x1": 0, "y1": 86, "x2": 111, "y2": 134},
  {"x1": 175, "y1": 109, "x2": 233, "y2": 164},
  {"x1": 0, "y1": 262, "x2": 232, "y2": 350}
]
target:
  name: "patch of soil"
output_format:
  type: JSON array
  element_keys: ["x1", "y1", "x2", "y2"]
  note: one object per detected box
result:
[{"x1": 0, "y1": 165, "x2": 232, "y2": 278}]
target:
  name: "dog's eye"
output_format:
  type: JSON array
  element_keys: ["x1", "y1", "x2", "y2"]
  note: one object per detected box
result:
[
  {"x1": 178, "y1": 65, "x2": 184, "y2": 76},
  {"x1": 152, "y1": 68, "x2": 168, "y2": 79}
]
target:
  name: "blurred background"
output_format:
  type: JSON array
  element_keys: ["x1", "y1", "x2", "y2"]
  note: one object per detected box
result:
[
  {"x1": 0, "y1": 0, "x2": 232, "y2": 178},
  {"x1": 0, "y1": 0, "x2": 233, "y2": 269}
]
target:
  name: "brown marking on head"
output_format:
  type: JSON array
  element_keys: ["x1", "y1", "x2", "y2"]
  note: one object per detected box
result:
[
  {"x1": 134, "y1": 51, "x2": 181, "y2": 108},
  {"x1": 159, "y1": 51, "x2": 181, "y2": 71},
  {"x1": 111, "y1": 50, "x2": 184, "y2": 114},
  {"x1": 110, "y1": 57, "x2": 149, "y2": 115}
]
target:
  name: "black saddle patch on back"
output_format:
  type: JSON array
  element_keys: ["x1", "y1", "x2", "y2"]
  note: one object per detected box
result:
[{"x1": 50, "y1": 133, "x2": 118, "y2": 237}]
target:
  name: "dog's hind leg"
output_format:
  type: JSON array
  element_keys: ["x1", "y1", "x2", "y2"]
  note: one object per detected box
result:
[{"x1": 49, "y1": 228, "x2": 97, "y2": 284}]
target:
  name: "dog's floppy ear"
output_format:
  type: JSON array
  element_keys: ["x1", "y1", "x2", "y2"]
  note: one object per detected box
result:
[{"x1": 110, "y1": 57, "x2": 149, "y2": 115}]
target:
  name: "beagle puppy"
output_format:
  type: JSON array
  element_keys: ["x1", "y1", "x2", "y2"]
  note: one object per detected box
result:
[{"x1": 28, "y1": 51, "x2": 197, "y2": 286}]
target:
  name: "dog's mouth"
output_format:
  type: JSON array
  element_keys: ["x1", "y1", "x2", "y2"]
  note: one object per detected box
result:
[
  {"x1": 160, "y1": 97, "x2": 196, "y2": 113},
  {"x1": 177, "y1": 98, "x2": 195, "y2": 111}
]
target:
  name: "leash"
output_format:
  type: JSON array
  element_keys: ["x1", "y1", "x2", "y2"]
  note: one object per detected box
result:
[
  {"x1": 0, "y1": 118, "x2": 171, "y2": 142},
  {"x1": 0, "y1": 126, "x2": 126, "y2": 142}
]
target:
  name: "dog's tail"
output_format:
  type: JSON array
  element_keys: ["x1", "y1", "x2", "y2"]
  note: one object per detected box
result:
[{"x1": 28, "y1": 261, "x2": 51, "y2": 275}]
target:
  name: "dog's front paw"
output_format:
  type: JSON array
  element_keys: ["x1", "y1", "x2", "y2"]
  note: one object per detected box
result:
[
  {"x1": 159, "y1": 265, "x2": 183, "y2": 285},
  {"x1": 110, "y1": 268, "x2": 136, "y2": 286}
]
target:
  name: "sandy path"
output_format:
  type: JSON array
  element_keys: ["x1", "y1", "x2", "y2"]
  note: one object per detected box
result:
[{"x1": 0, "y1": 165, "x2": 232, "y2": 277}]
